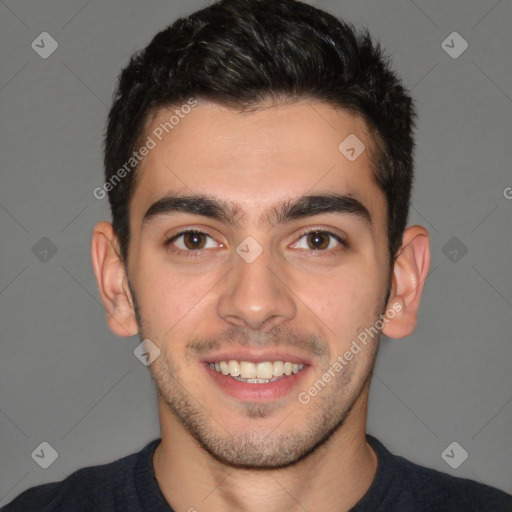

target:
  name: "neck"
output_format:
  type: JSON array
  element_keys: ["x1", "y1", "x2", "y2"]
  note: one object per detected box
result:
[{"x1": 153, "y1": 384, "x2": 377, "y2": 512}]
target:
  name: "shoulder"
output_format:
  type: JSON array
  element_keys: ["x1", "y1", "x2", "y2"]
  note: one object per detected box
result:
[
  {"x1": 1, "y1": 439, "x2": 161, "y2": 512},
  {"x1": 370, "y1": 436, "x2": 512, "y2": 511},
  {"x1": 402, "y1": 458, "x2": 511, "y2": 510}
]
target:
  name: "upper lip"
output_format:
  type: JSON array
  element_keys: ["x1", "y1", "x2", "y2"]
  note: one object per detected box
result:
[{"x1": 199, "y1": 348, "x2": 313, "y2": 365}]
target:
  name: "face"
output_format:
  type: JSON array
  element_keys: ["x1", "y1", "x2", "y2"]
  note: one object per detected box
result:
[{"x1": 125, "y1": 100, "x2": 392, "y2": 468}]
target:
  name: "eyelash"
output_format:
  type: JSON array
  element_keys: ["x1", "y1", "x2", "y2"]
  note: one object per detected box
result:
[{"x1": 164, "y1": 228, "x2": 347, "y2": 259}]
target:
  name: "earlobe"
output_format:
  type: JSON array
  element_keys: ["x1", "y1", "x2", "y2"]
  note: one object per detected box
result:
[
  {"x1": 91, "y1": 221, "x2": 139, "y2": 337},
  {"x1": 382, "y1": 225, "x2": 431, "y2": 339}
]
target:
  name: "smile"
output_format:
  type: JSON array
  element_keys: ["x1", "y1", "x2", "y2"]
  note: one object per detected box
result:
[{"x1": 208, "y1": 360, "x2": 305, "y2": 383}]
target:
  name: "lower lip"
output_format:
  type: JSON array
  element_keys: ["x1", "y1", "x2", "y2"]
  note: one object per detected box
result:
[{"x1": 203, "y1": 363, "x2": 311, "y2": 402}]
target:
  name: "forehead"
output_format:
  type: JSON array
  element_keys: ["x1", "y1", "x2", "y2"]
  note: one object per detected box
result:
[{"x1": 130, "y1": 100, "x2": 386, "y2": 229}]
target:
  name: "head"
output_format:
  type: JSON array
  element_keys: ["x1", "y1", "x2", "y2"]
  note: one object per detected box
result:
[{"x1": 92, "y1": 0, "x2": 430, "y2": 468}]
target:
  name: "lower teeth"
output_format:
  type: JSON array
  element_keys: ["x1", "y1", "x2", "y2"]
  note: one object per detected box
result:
[{"x1": 231, "y1": 375, "x2": 282, "y2": 384}]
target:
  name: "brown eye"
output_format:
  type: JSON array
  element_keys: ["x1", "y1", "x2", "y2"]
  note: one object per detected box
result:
[
  {"x1": 182, "y1": 232, "x2": 207, "y2": 250},
  {"x1": 166, "y1": 230, "x2": 219, "y2": 254},
  {"x1": 290, "y1": 230, "x2": 345, "y2": 253},
  {"x1": 306, "y1": 232, "x2": 330, "y2": 250}
]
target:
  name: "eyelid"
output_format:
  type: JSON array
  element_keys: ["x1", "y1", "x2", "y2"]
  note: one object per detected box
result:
[
  {"x1": 290, "y1": 227, "x2": 347, "y2": 250},
  {"x1": 165, "y1": 228, "x2": 222, "y2": 248},
  {"x1": 165, "y1": 226, "x2": 220, "y2": 243}
]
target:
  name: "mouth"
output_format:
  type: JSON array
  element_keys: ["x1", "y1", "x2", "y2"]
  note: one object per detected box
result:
[
  {"x1": 202, "y1": 357, "x2": 310, "y2": 402},
  {"x1": 208, "y1": 360, "x2": 305, "y2": 383}
]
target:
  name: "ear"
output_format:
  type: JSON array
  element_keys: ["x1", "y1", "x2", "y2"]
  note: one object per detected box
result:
[
  {"x1": 382, "y1": 225, "x2": 431, "y2": 339},
  {"x1": 91, "y1": 221, "x2": 139, "y2": 337}
]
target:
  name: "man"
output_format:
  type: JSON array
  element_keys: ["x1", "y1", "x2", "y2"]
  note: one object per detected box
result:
[{"x1": 4, "y1": 0, "x2": 511, "y2": 510}]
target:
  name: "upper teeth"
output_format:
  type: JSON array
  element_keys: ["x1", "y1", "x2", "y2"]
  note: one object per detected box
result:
[{"x1": 209, "y1": 360, "x2": 304, "y2": 379}]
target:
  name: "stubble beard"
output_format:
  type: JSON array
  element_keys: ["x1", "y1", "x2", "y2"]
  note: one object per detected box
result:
[
  {"x1": 127, "y1": 277, "x2": 387, "y2": 470},
  {"x1": 147, "y1": 335, "x2": 379, "y2": 469}
]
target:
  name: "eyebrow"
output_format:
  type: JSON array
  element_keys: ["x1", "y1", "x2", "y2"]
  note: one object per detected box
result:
[{"x1": 141, "y1": 193, "x2": 372, "y2": 230}]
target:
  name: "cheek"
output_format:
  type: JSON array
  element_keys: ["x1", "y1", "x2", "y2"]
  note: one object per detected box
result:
[
  {"x1": 135, "y1": 263, "x2": 219, "y2": 340},
  {"x1": 300, "y1": 264, "x2": 383, "y2": 337}
]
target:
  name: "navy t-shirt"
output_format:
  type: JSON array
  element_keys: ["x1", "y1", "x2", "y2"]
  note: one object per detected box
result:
[{"x1": 3, "y1": 434, "x2": 511, "y2": 511}]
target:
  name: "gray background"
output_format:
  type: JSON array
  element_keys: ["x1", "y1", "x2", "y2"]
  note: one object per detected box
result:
[{"x1": 1, "y1": 0, "x2": 511, "y2": 506}]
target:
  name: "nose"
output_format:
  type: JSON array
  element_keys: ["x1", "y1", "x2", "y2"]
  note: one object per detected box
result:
[{"x1": 216, "y1": 245, "x2": 297, "y2": 330}]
